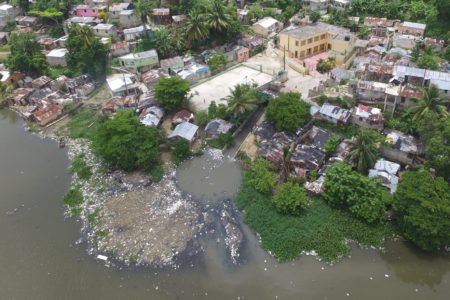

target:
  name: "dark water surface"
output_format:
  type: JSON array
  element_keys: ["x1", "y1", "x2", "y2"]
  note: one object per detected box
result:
[{"x1": 1, "y1": 109, "x2": 449, "y2": 300}]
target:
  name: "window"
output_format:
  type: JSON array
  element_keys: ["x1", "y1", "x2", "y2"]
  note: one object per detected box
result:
[
  {"x1": 301, "y1": 40, "x2": 306, "y2": 46},
  {"x1": 295, "y1": 51, "x2": 298, "y2": 58},
  {"x1": 314, "y1": 36, "x2": 319, "y2": 42},
  {"x1": 300, "y1": 50, "x2": 305, "y2": 57},
  {"x1": 295, "y1": 41, "x2": 299, "y2": 46},
  {"x1": 308, "y1": 38, "x2": 313, "y2": 44},
  {"x1": 401, "y1": 97, "x2": 406, "y2": 103},
  {"x1": 320, "y1": 44, "x2": 325, "y2": 51},
  {"x1": 321, "y1": 34, "x2": 326, "y2": 40},
  {"x1": 313, "y1": 46, "x2": 318, "y2": 53}
]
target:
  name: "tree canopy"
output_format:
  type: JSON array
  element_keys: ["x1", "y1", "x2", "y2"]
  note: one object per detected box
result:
[
  {"x1": 348, "y1": 130, "x2": 380, "y2": 174},
  {"x1": 6, "y1": 32, "x2": 48, "y2": 77},
  {"x1": 266, "y1": 93, "x2": 311, "y2": 133},
  {"x1": 273, "y1": 181, "x2": 309, "y2": 215},
  {"x1": 247, "y1": 158, "x2": 277, "y2": 195},
  {"x1": 323, "y1": 163, "x2": 388, "y2": 223},
  {"x1": 393, "y1": 169, "x2": 450, "y2": 251},
  {"x1": 226, "y1": 84, "x2": 258, "y2": 117},
  {"x1": 65, "y1": 25, "x2": 109, "y2": 79},
  {"x1": 91, "y1": 110, "x2": 162, "y2": 172},
  {"x1": 154, "y1": 76, "x2": 190, "y2": 110}
]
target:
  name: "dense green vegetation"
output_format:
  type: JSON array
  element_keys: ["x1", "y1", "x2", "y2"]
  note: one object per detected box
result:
[
  {"x1": 347, "y1": 130, "x2": 380, "y2": 174},
  {"x1": 170, "y1": 139, "x2": 192, "y2": 165},
  {"x1": 226, "y1": 84, "x2": 259, "y2": 118},
  {"x1": 66, "y1": 107, "x2": 103, "y2": 139},
  {"x1": 246, "y1": 158, "x2": 277, "y2": 195},
  {"x1": 236, "y1": 173, "x2": 392, "y2": 262},
  {"x1": 272, "y1": 181, "x2": 309, "y2": 215},
  {"x1": 91, "y1": 111, "x2": 162, "y2": 172},
  {"x1": 66, "y1": 25, "x2": 109, "y2": 80},
  {"x1": 154, "y1": 77, "x2": 191, "y2": 110},
  {"x1": 6, "y1": 32, "x2": 48, "y2": 77},
  {"x1": 393, "y1": 169, "x2": 450, "y2": 250},
  {"x1": 206, "y1": 132, "x2": 233, "y2": 149},
  {"x1": 266, "y1": 92, "x2": 311, "y2": 133}
]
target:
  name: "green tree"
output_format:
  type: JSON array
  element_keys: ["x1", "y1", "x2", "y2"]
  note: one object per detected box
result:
[
  {"x1": 357, "y1": 25, "x2": 370, "y2": 39},
  {"x1": 170, "y1": 139, "x2": 191, "y2": 165},
  {"x1": 184, "y1": 8, "x2": 209, "y2": 45},
  {"x1": 393, "y1": 169, "x2": 450, "y2": 250},
  {"x1": 410, "y1": 85, "x2": 449, "y2": 121},
  {"x1": 133, "y1": 0, "x2": 157, "y2": 25},
  {"x1": 324, "y1": 135, "x2": 341, "y2": 156},
  {"x1": 91, "y1": 111, "x2": 162, "y2": 171},
  {"x1": 207, "y1": 0, "x2": 231, "y2": 33},
  {"x1": 6, "y1": 32, "x2": 48, "y2": 76},
  {"x1": 266, "y1": 92, "x2": 310, "y2": 133},
  {"x1": 273, "y1": 181, "x2": 309, "y2": 215},
  {"x1": 154, "y1": 76, "x2": 190, "y2": 110},
  {"x1": 426, "y1": 118, "x2": 450, "y2": 181},
  {"x1": 309, "y1": 10, "x2": 321, "y2": 23},
  {"x1": 66, "y1": 25, "x2": 109, "y2": 79},
  {"x1": 207, "y1": 52, "x2": 227, "y2": 71},
  {"x1": 348, "y1": 130, "x2": 379, "y2": 174},
  {"x1": 226, "y1": 84, "x2": 258, "y2": 117},
  {"x1": 323, "y1": 163, "x2": 388, "y2": 223},
  {"x1": 247, "y1": 158, "x2": 277, "y2": 195}
]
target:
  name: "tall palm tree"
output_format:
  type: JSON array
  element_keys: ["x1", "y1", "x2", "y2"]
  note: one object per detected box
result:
[
  {"x1": 226, "y1": 84, "x2": 258, "y2": 117},
  {"x1": 73, "y1": 25, "x2": 95, "y2": 48},
  {"x1": 207, "y1": 0, "x2": 231, "y2": 32},
  {"x1": 410, "y1": 85, "x2": 449, "y2": 121},
  {"x1": 348, "y1": 130, "x2": 378, "y2": 174},
  {"x1": 184, "y1": 9, "x2": 209, "y2": 45},
  {"x1": 134, "y1": 0, "x2": 154, "y2": 25}
]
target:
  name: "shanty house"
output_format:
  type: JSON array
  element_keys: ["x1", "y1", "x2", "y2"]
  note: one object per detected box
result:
[
  {"x1": 368, "y1": 158, "x2": 401, "y2": 193},
  {"x1": 140, "y1": 106, "x2": 165, "y2": 126},
  {"x1": 205, "y1": 119, "x2": 233, "y2": 139},
  {"x1": 123, "y1": 25, "x2": 153, "y2": 41},
  {"x1": 160, "y1": 56, "x2": 184, "y2": 74},
  {"x1": 152, "y1": 8, "x2": 171, "y2": 25},
  {"x1": 169, "y1": 122, "x2": 199, "y2": 143},
  {"x1": 351, "y1": 104, "x2": 384, "y2": 130},
  {"x1": 290, "y1": 144, "x2": 327, "y2": 173},
  {"x1": 252, "y1": 17, "x2": 282, "y2": 37},
  {"x1": 109, "y1": 3, "x2": 132, "y2": 19},
  {"x1": 93, "y1": 23, "x2": 118, "y2": 39},
  {"x1": 74, "y1": 5, "x2": 106, "y2": 17},
  {"x1": 46, "y1": 48, "x2": 68, "y2": 67},
  {"x1": 119, "y1": 10, "x2": 141, "y2": 28},
  {"x1": 106, "y1": 73, "x2": 140, "y2": 97},
  {"x1": 319, "y1": 103, "x2": 351, "y2": 125},
  {"x1": 118, "y1": 49, "x2": 159, "y2": 72},
  {"x1": 398, "y1": 21, "x2": 426, "y2": 37},
  {"x1": 381, "y1": 129, "x2": 423, "y2": 165}
]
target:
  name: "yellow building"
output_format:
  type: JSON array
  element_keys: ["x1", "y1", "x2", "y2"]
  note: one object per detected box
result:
[{"x1": 279, "y1": 22, "x2": 357, "y2": 68}]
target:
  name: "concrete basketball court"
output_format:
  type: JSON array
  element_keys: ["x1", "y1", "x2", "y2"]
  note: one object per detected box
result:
[{"x1": 189, "y1": 65, "x2": 273, "y2": 112}]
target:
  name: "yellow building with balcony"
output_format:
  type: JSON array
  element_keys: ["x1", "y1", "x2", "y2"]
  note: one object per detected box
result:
[{"x1": 279, "y1": 22, "x2": 357, "y2": 68}]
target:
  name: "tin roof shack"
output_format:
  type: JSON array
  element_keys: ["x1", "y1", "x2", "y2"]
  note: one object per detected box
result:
[
  {"x1": 205, "y1": 119, "x2": 233, "y2": 139},
  {"x1": 152, "y1": 8, "x2": 171, "y2": 25},
  {"x1": 351, "y1": 104, "x2": 384, "y2": 130},
  {"x1": 363, "y1": 17, "x2": 398, "y2": 37},
  {"x1": 290, "y1": 144, "x2": 327, "y2": 177},
  {"x1": 235, "y1": 46, "x2": 250, "y2": 63},
  {"x1": 123, "y1": 25, "x2": 154, "y2": 42},
  {"x1": 102, "y1": 95, "x2": 138, "y2": 113},
  {"x1": 118, "y1": 49, "x2": 159, "y2": 72},
  {"x1": 257, "y1": 132, "x2": 294, "y2": 166},
  {"x1": 393, "y1": 35, "x2": 418, "y2": 50},
  {"x1": 319, "y1": 103, "x2": 351, "y2": 125},
  {"x1": 398, "y1": 21, "x2": 426, "y2": 37},
  {"x1": 330, "y1": 67, "x2": 355, "y2": 84},
  {"x1": 381, "y1": 129, "x2": 424, "y2": 165},
  {"x1": 169, "y1": 121, "x2": 199, "y2": 143},
  {"x1": 46, "y1": 48, "x2": 68, "y2": 67},
  {"x1": 308, "y1": 126, "x2": 333, "y2": 152},
  {"x1": 253, "y1": 121, "x2": 276, "y2": 142},
  {"x1": 392, "y1": 66, "x2": 450, "y2": 97},
  {"x1": 160, "y1": 56, "x2": 184, "y2": 74},
  {"x1": 0, "y1": 4, "x2": 20, "y2": 30},
  {"x1": 252, "y1": 17, "x2": 283, "y2": 37},
  {"x1": 304, "y1": 0, "x2": 329, "y2": 15},
  {"x1": 109, "y1": 2, "x2": 132, "y2": 19},
  {"x1": 106, "y1": 73, "x2": 140, "y2": 97},
  {"x1": 74, "y1": 4, "x2": 106, "y2": 17},
  {"x1": 32, "y1": 76, "x2": 52, "y2": 89},
  {"x1": 141, "y1": 68, "x2": 165, "y2": 87},
  {"x1": 238, "y1": 34, "x2": 265, "y2": 51},
  {"x1": 110, "y1": 41, "x2": 130, "y2": 57},
  {"x1": 64, "y1": 16, "x2": 99, "y2": 30},
  {"x1": 140, "y1": 105, "x2": 164, "y2": 126},
  {"x1": 30, "y1": 102, "x2": 64, "y2": 126},
  {"x1": 137, "y1": 90, "x2": 157, "y2": 110},
  {"x1": 119, "y1": 10, "x2": 141, "y2": 28},
  {"x1": 15, "y1": 16, "x2": 38, "y2": 28},
  {"x1": 172, "y1": 109, "x2": 193, "y2": 126},
  {"x1": 65, "y1": 74, "x2": 95, "y2": 97},
  {"x1": 172, "y1": 14, "x2": 186, "y2": 27},
  {"x1": 13, "y1": 88, "x2": 34, "y2": 105},
  {"x1": 93, "y1": 23, "x2": 118, "y2": 39},
  {"x1": 177, "y1": 63, "x2": 210, "y2": 84},
  {"x1": 368, "y1": 158, "x2": 400, "y2": 193}
]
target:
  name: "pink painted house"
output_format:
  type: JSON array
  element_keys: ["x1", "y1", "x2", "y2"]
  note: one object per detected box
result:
[{"x1": 75, "y1": 5, "x2": 106, "y2": 17}]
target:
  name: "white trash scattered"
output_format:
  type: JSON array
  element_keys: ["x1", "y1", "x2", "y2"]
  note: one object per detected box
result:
[
  {"x1": 384, "y1": 274, "x2": 390, "y2": 278},
  {"x1": 97, "y1": 254, "x2": 108, "y2": 261}
]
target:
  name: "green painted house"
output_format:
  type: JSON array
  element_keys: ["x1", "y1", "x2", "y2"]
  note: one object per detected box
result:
[{"x1": 118, "y1": 49, "x2": 159, "y2": 72}]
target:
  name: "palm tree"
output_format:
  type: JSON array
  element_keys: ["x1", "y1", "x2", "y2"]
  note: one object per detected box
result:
[
  {"x1": 348, "y1": 130, "x2": 378, "y2": 174},
  {"x1": 184, "y1": 9, "x2": 209, "y2": 45},
  {"x1": 207, "y1": 0, "x2": 231, "y2": 32},
  {"x1": 410, "y1": 85, "x2": 449, "y2": 121},
  {"x1": 226, "y1": 84, "x2": 258, "y2": 117},
  {"x1": 134, "y1": 0, "x2": 154, "y2": 25},
  {"x1": 73, "y1": 25, "x2": 95, "y2": 48}
]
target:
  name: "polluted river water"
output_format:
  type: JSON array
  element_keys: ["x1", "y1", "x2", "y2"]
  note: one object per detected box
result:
[{"x1": 1, "y1": 109, "x2": 449, "y2": 299}]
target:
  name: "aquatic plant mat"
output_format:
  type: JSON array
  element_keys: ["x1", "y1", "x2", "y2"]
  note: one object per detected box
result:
[{"x1": 235, "y1": 177, "x2": 393, "y2": 262}]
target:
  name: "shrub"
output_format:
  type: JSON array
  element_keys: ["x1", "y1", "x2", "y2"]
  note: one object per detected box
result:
[
  {"x1": 247, "y1": 158, "x2": 277, "y2": 195},
  {"x1": 273, "y1": 182, "x2": 309, "y2": 215},
  {"x1": 194, "y1": 111, "x2": 209, "y2": 126},
  {"x1": 63, "y1": 188, "x2": 84, "y2": 208},
  {"x1": 170, "y1": 139, "x2": 191, "y2": 165},
  {"x1": 207, "y1": 133, "x2": 233, "y2": 149},
  {"x1": 69, "y1": 154, "x2": 92, "y2": 180},
  {"x1": 324, "y1": 135, "x2": 341, "y2": 156}
]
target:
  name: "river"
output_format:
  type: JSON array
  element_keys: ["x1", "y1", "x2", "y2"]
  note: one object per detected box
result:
[{"x1": 1, "y1": 109, "x2": 449, "y2": 300}]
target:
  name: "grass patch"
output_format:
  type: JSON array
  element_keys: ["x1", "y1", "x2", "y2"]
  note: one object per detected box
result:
[
  {"x1": 69, "y1": 154, "x2": 92, "y2": 180},
  {"x1": 235, "y1": 176, "x2": 392, "y2": 262},
  {"x1": 67, "y1": 107, "x2": 103, "y2": 139},
  {"x1": 313, "y1": 120, "x2": 359, "y2": 139},
  {"x1": 63, "y1": 188, "x2": 84, "y2": 208},
  {"x1": 95, "y1": 229, "x2": 108, "y2": 238},
  {"x1": 70, "y1": 207, "x2": 83, "y2": 216},
  {"x1": 87, "y1": 209, "x2": 100, "y2": 226}
]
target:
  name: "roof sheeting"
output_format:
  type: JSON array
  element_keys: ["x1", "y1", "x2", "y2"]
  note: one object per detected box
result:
[{"x1": 169, "y1": 122, "x2": 199, "y2": 142}]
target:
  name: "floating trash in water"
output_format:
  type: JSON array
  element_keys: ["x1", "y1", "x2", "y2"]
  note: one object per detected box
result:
[{"x1": 384, "y1": 274, "x2": 390, "y2": 278}]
